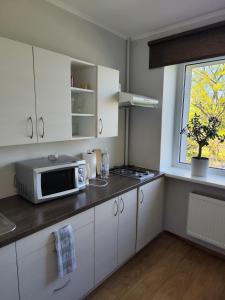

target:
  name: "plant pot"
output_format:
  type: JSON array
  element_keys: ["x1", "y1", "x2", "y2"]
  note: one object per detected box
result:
[{"x1": 191, "y1": 157, "x2": 209, "y2": 177}]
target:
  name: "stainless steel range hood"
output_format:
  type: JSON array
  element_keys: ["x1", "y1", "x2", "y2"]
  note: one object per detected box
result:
[{"x1": 119, "y1": 92, "x2": 158, "y2": 108}]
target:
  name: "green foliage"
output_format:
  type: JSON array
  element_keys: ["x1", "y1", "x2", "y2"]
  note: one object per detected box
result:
[
  {"x1": 185, "y1": 62, "x2": 225, "y2": 168},
  {"x1": 181, "y1": 114, "x2": 225, "y2": 158}
]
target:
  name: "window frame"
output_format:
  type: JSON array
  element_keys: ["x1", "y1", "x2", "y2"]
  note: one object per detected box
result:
[{"x1": 173, "y1": 56, "x2": 225, "y2": 175}]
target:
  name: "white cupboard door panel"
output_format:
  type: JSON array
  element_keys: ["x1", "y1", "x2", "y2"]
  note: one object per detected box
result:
[
  {"x1": 18, "y1": 223, "x2": 94, "y2": 300},
  {"x1": 0, "y1": 243, "x2": 19, "y2": 300},
  {"x1": 118, "y1": 189, "x2": 137, "y2": 266},
  {"x1": 33, "y1": 47, "x2": 71, "y2": 143},
  {"x1": 136, "y1": 178, "x2": 164, "y2": 252},
  {"x1": 95, "y1": 198, "x2": 118, "y2": 285},
  {"x1": 0, "y1": 37, "x2": 37, "y2": 146},
  {"x1": 97, "y1": 66, "x2": 119, "y2": 138}
]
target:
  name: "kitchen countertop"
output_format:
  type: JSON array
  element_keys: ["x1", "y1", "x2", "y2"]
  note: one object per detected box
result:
[{"x1": 0, "y1": 172, "x2": 163, "y2": 248}]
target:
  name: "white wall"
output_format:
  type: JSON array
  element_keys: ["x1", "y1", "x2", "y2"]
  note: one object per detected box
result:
[
  {"x1": 0, "y1": 0, "x2": 126, "y2": 81},
  {"x1": 0, "y1": 0, "x2": 126, "y2": 199},
  {"x1": 129, "y1": 33, "x2": 225, "y2": 256},
  {"x1": 129, "y1": 37, "x2": 164, "y2": 170},
  {"x1": 164, "y1": 177, "x2": 225, "y2": 255},
  {"x1": 160, "y1": 65, "x2": 177, "y2": 170}
]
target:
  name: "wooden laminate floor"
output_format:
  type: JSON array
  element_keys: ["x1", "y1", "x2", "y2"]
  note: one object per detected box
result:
[{"x1": 86, "y1": 233, "x2": 225, "y2": 300}]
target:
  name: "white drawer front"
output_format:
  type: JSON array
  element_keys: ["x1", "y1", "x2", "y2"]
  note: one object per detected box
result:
[
  {"x1": 16, "y1": 208, "x2": 94, "y2": 259},
  {"x1": 18, "y1": 222, "x2": 94, "y2": 300}
]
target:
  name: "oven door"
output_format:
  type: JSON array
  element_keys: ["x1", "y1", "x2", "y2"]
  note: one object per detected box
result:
[{"x1": 34, "y1": 166, "x2": 79, "y2": 202}]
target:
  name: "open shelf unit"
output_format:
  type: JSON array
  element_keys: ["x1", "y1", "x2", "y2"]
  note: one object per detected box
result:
[
  {"x1": 70, "y1": 58, "x2": 97, "y2": 139},
  {"x1": 71, "y1": 87, "x2": 95, "y2": 94},
  {"x1": 71, "y1": 113, "x2": 95, "y2": 117},
  {"x1": 70, "y1": 58, "x2": 95, "y2": 68},
  {"x1": 71, "y1": 135, "x2": 95, "y2": 140},
  {"x1": 72, "y1": 114, "x2": 96, "y2": 138}
]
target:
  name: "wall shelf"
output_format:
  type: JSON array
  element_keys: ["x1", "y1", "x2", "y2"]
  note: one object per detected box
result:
[
  {"x1": 71, "y1": 87, "x2": 95, "y2": 94},
  {"x1": 70, "y1": 58, "x2": 95, "y2": 68},
  {"x1": 72, "y1": 135, "x2": 95, "y2": 140},
  {"x1": 71, "y1": 113, "x2": 95, "y2": 117},
  {"x1": 70, "y1": 57, "x2": 97, "y2": 139}
]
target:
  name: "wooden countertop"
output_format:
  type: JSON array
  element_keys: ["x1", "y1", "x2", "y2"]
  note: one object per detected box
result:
[{"x1": 0, "y1": 172, "x2": 163, "y2": 247}]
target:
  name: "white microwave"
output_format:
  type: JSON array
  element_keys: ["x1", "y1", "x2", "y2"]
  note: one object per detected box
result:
[{"x1": 15, "y1": 156, "x2": 87, "y2": 204}]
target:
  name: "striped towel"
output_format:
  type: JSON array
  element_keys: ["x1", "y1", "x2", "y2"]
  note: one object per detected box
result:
[{"x1": 53, "y1": 224, "x2": 77, "y2": 278}]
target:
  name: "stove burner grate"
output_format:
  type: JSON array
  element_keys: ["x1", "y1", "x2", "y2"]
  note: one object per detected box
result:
[{"x1": 110, "y1": 167, "x2": 155, "y2": 181}]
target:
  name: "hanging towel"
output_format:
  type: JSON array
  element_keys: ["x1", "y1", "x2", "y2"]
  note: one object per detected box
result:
[{"x1": 53, "y1": 224, "x2": 77, "y2": 278}]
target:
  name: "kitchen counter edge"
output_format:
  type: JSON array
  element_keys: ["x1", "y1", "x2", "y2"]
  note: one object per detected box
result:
[{"x1": 0, "y1": 172, "x2": 164, "y2": 247}]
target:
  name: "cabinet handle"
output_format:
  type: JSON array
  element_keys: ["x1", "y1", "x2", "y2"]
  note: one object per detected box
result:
[
  {"x1": 120, "y1": 197, "x2": 124, "y2": 214},
  {"x1": 53, "y1": 279, "x2": 71, "y2": 293},
  {"x1": 99, "y1": 118, "x2": 103, "y2": 135},
  {"x1": 39, "y1": 117, "x2": 45, "y2": 138},
  {"x1": 114, "y1": 199, "x2": 118, "y2": 216},
  {"x1": 27, "y1": 117, "x2": 33, "y2": 139},
  {"x1": 140, "y1": 190, "x2": 144, "y2": 204}
]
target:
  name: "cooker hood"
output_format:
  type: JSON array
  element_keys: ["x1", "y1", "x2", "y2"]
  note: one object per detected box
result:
[{"x1": 119, "y1": 92, "x2": 158, "y2": 108}]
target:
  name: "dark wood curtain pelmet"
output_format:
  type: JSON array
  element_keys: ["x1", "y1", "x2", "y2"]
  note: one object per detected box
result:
[{"x1": 148, "y1": 21, "x2": 225, "y2": 69}]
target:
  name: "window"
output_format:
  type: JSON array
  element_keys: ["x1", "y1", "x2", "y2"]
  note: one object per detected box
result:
[{"x1": 179, "y1": 59, "x2": 225, "y2": 170}]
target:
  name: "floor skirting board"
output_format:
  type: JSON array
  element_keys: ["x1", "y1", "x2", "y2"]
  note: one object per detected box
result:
[{"x1": 164, "y1": 230, "x2": 225, "y2": 261}]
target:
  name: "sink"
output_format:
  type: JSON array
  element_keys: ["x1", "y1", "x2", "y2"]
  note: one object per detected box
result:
[{"x1": 0, "y1": 213, "x2": 16, "y2": 236}]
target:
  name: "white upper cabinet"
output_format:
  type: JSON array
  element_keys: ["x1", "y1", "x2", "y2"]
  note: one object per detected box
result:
[
  {"x1": 0, "y1": 243, "x2": 19, "y2": 300},
  {"x1": 0, "y1": 36, "x2": 120, "y2": 146},
  {"x1": 0, "y1": 37, "x2": 37, "y2": 146},
  {"x1": 33, "y1": 47, "x2": 72, "y2": 143},
  {"x1": 136, "y1": 178, "x2": 164, "y2": 252},
  {"x1": 97, "y1": 65, "x2": 119, "y2": 138}
]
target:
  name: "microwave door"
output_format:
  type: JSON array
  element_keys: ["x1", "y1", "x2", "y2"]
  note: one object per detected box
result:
[{"x1": 35, "y1": 167, "x2": 78, "y2": 202}]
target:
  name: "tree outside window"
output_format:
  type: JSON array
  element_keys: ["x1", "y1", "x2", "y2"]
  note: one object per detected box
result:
[{"x1": 180, "y1": 60, "x2": 225, "y2": 169}]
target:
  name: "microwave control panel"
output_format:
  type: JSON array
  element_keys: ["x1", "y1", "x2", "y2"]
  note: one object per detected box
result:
[{"x1": 77, "y1": 164, "x2": 87, "y2": 189}]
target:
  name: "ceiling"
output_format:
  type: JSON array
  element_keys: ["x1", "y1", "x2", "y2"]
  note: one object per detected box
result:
[{"x1": 47, "y1": 0, "x2": 225, "y2": 39}]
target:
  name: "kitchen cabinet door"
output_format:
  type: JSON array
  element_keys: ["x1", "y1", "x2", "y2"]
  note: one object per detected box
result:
[
  {"x1": 97, "y1": 65, "x2": 119, "y2": 138},
  {"x1": 0, "y1": 243, "x2": 19, "y2": 300},
  {"x1": 0, "y1": 37, "x2": 37, "y2": 146},
  {"x1": 33, "y1": 47, "x2": 72, "y2": 143},
  {"x1": 136, "y1": 178, "x2": 164, "y2": 252},
  {"x1": 17, "y1": 209, "x2": 94, "y2": 300},
  {"x1": 95, "y1": 197, "x2": 119, "y2": 285},
  {"x1": 118, "y1": 189, "x2": 137, "y2": 266}
]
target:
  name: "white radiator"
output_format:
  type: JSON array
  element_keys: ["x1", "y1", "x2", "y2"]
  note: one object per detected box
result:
[{"x1": 187, "y1": 193, "x2": 225, "y2": 249}]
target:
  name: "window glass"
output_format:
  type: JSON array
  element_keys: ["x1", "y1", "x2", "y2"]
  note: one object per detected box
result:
[{"x1": 180, "y1": 60, "x2": 225, "y2": 169}]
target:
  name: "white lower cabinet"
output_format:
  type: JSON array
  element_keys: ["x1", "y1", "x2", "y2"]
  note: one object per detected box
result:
[
  {"x1": 136, "y1": 177, "x2": 164, "y2": 252},
  {"x1": 0, "y1": 180, "x2": 164, "y2": 300},
  {"x1": 95, "y1": 189, "x2": 137, "y2": 285},
  {"x1": 16, "y1": 209, "x2": 94, "y2": 300},
  {"x1": 94, "y1": 197, "x2": 118, "y2": 285},
  {"x1": 118, "y1": 189, "x2": 137, "y2": 266},
  {"x1": 0, "y1": 243, "x2": 19, "y2": 300}
]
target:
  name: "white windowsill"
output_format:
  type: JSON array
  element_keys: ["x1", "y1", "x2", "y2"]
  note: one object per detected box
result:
[{"x1": 164, "y1": 167, "x2": 225, "y2": 190}]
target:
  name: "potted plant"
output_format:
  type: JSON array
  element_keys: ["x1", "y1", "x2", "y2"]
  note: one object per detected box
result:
[{"x1": 180, "y1": 114, "x2": 225, "y2": 177}]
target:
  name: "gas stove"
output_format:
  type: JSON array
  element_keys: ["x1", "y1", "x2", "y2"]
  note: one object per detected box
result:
[{"x1": 110, "y1": 166, "x2": 155, "y2": 181}]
